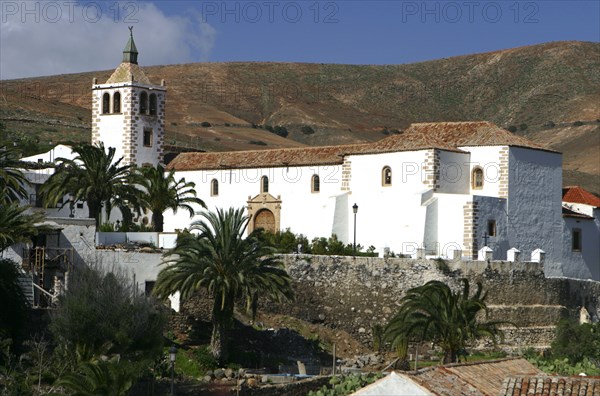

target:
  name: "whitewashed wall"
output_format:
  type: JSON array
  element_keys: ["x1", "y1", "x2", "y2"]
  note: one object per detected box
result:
[
  {"x1": 561, "y1": 212, "x2": 600, "y2": 280},
  {"x1": 437, "y1": 150, "x2": 470, "y2": 194},
  {"x1": 345, "y1": 150, "x2": 430, "y2": 256},
  {"x1": 473, "y1": 195, "x2": 510, "y2": 260},
  {"x1": 166, "y1": 164, "x2": 345, "y2": 240},
  {"x1": 507, "y1": 147, "x2": 562, "y2": 267},
  {"x1": 435, "y1": 193, "x2": 471, "y2": 258},
  {"x1": 460, "y1": 146, "x2": 504, "y2": 197}
]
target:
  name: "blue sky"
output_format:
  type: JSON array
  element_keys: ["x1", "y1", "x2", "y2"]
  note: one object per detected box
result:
[{"x1": 1, "y1": 1, "x2": 599, "y2": 79}]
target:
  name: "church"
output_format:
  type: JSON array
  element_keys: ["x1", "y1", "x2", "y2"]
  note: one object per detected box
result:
[{"x1": 20, "y1": 30, "x2": 600, "y2": 281}]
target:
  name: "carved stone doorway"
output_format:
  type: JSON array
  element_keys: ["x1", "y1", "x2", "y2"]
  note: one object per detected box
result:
[{"x1": 247, "y1": 193, "x2": 281, "y2": 234}]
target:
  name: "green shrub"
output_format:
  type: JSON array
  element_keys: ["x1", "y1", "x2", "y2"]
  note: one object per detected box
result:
[
  {"x1": 249, "y1": 140, "x2": 267, "y2": 146},
  {"x1": 551, "y1": 319, "x2": 600, "y2": 364},
  {"x1": 301, "y1": 125, "x2": 315, "y2": 135},
  {"x1": 200, "y1": 121, "x2": 211, "y2": 127},
  {"x1": 507, "y1": 125, "x2": 517, "y2": 133},
  {"x1": 573, "y1": 120, "x2": 584, "y2": 126},
  {"x1": 50, "y1": 264, "x2": 166, "y2": 359}
]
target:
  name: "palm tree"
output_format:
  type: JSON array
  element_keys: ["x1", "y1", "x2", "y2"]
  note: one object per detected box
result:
[
  {"x1": 0, "y1": 145, "x2": 29, "y2": 204},
  {"x1": 40, "y1": 144, "x2": 141, "y2": 227},
  {"x1": 385, "y1": 279, "x2": 506, "y2": 364},
  {"x1": 137, "y1": 164, "x2": 205, "y2": 232},
  {"x1": 51, "y1": 360, "x2": 135, "y2": 396},
  {"x1": 0, "y1": 203, "x2": 42, "y2": 252},
  {"x1": 153, "y1": 207, "x2": 294, "y2": 363}
]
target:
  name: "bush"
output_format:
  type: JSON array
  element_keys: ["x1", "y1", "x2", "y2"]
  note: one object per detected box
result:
[
  {"x1": 0, "y1": 259, "x2": 29, "y2": 342},
  {"x1": 265, "y1": 125, "x2": 274, "y2": 132},
  {"x1": 50, "y1": 264, "x2": 166, "y2": 359},
  {"x1": 551, "y1": 319, "x2": 600, "y2": 364},
  {"x1": 200, "y1": 121, "x2": 211, "y2": 127},
  {"x1": 301, "y1": 125, "x2": 315, "y2": 135},
  {"x1": 544, "y1": 121, "x2": 555, "y2": 128},
  {"x1": 507, "y1": 125, "x2": 517, "y2": 133},
  {"x1": 249, "y1": 140, "x2": 267, "y2": 146},
  {"x1": 573, "y1": 120, "x2": 584, "y2": 127},
  {"x1": 519, "y1": 123, "x2": 528, "y2": 131},
  {"x1": 273, "y1": 126, "x2": 288, "y2": 138}
]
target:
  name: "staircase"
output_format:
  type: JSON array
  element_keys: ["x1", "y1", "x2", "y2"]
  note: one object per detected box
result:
[{"x1": 17, "y1": 273, "x2": 34, "y2": 306}]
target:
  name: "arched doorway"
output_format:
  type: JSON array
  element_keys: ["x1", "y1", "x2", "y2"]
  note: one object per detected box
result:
[{"x1": 254, "y1": 209, "x2": 276, "y2": 233}]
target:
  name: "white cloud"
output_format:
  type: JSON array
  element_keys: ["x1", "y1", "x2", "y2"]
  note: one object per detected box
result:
[{"x1": 0, "y1": 1, "x2": 216, "y2": 79}]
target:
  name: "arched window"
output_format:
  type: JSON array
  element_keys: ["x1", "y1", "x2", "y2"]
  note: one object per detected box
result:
[
  {"x1": 139, "y1": 91, "x2": 148, "y2": 115},
  {"x1": 113, "y1": 92, "x2": 121, "y2": 113},
  {"x1": 261, "y1": 176, "x2": 269, "y2": 193},
  {"x1": 102, "y1": 93, "x2": 110, "y2": 114},
  {"x1": 311, "y1": 174, "x2": 320, "y2": 193},
  {"x1": 149, "y1": 93, "x2": 157, "y2": 116},
  {"x1": 211, "y1": 179, "x2": 219, "y2": 196},
  {"x1": 472, "y1": 167, "x2": 484, "y2": 190},
  {"x1": 382, "y1": 166, "x2": 392, "y2": 186}
]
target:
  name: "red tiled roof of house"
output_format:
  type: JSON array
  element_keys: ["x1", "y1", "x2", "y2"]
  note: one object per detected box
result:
[
  {"x1": 403, "y1": 121, "x2": 552, "y2": 151},
  {"x1": 168, "y1": 121, "x2": 551, "y2": 171},
  {"x1": 499, "y1": 375, "x2": 600, "y2": 396},
  {"x1": 562, "y1": 186, "x2": 600, "y2": 207},
  {"x1": 410, "y1": 358, "x2": 542, "y2": 396}
]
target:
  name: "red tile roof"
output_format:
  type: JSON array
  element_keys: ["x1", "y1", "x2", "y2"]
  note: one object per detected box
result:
[
  {"x1": 410, "y1": 358, "x2": 541, "y2": 396},
  {"x1": 499, "y1": 375, "x2": 600, "y2": 396},
  {"x1": 562, "y1": 186, "x2": 600, "y2": 207},
  {"x1": 168, "y1": 121, "x2": 549, "y2": 171}
]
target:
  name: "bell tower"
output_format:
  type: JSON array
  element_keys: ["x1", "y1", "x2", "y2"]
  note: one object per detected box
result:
[{"x1": 91, "y1": 27, "x2": 166, "y2": 166}]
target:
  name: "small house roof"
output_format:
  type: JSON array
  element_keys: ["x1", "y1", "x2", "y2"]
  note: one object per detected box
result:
[{"x1": 562, "y1": 186, "x2": 600, "y2": 207}]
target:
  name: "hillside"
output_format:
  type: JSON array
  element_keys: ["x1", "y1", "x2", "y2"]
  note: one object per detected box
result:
[{"x1": 1, "y1": 41, "x2": 598, "y2": 193}]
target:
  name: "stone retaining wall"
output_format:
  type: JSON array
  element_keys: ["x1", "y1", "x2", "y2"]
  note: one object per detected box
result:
[{"x1": 258, "y1": 255, "x2": 600, "y2": 349}]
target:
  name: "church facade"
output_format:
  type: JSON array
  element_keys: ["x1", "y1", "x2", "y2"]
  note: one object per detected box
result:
[{"x1": 18, "y1": 31, "x2": 599, "y2": 281}]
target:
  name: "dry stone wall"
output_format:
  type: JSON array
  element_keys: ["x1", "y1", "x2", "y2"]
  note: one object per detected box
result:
[{"x1": 257, "y1": 255, "x2": 600, "y2": 350}]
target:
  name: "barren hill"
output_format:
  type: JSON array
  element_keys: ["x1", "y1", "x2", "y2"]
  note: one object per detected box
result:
[{"x1": 1, "y1": 41, "x2": 598, "y2": 193}]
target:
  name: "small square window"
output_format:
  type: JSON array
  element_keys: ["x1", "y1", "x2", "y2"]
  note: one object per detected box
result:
[
  {"x1": 76, "y1": 202, "x2": 84, "y2": 209},
  {"x1": 37, "y1": 158, "x2": 43, "y2": 164},
  {"x1": 143, "y1": 129, "x2": 153, "y2": 147},
  {"x1": 487, "y1": 220, "x2": 496, "y2": 237}
]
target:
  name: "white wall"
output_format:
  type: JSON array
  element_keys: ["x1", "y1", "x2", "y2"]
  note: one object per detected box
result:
[
  {"x1": 507, "y1": 147, "x2": 563, "y2": 267},
  {"x1": 166, "y1": 164, "x2": 345, "y2": 240},
  {"x1": 345, "y1": 150, "x2": 430, "y2": 256},
  {"x1": 435, "y1": 193, "x2": 471, "y2": 258},
  {"x1": 473, "y1": 195, "x2": 510, "y2": 260},
  {"x1": 562, "y1": 213, "x2": 600, "y2": 280},
  {"x1": 460, "y1": 146, "x2": 505, "y2": 197},
  {"x1": 437, "y1": 150, "x2": 470, "y2": 194}
]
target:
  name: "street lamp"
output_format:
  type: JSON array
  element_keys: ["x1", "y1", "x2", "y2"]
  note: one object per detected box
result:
[
  {"x1": 68, "y1": 196, "x2": 75, "y2": 218},
  {"x1": 352, "y1": 203, "x2": 358, "y2": 256},
  {"x1": 169, "y1": 345, "x2": 177, "y2": 395}
]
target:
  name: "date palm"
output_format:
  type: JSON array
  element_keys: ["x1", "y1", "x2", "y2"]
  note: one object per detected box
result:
[
  {"x1": 153, "y1": 207, "x2": 294, "y2": 363},
  {"x1": 0, "y1": 145, "x2": 29, "y2": 204},
  {"x1": 137, "y1": 164, "x2": 205, "y2": 232},
  {"x1": 40, "y1": 144, "x2": 141, "y2": 227},
  {"x1": 0, "y1": 203, "x2": 42, "y2": 252},
  {"x1": 385, "y1": 279, "x2": 506, "y2": 364}
]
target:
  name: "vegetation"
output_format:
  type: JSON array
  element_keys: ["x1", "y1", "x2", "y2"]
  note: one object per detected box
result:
[
  {"x1": 525, "y1": 319, "x2": 600, "y2": 375},
  {"x1": 255, "y1": 228, "x2": 377, "y2": 256},
  {"x1": 0, "y1": 259, "x2": 29, "y2": 342},
  {"x1": 0, "y1": 145, "x2": 30, "y2": 204},
  {"x1": 153, "y1": 207, "x2": 294, "y2": 364},
  {"x1": 50, "y1": 264, "x2": 166, "y2": 359},
  {"x1": 40, "y1": 143, "x2": 141, "y2": 227},
  {"x1": 385, "y1": 279, "x2": 506, "y2": 364},
  {"x1": 301, "y1": 125, "x2": 315, "y2": 135},
  {"x1": 137, "y1": 164, "x2": 205, "y2": 232},
  {"x1": 0, "y1": 203, "x2": 42, "y2": 251},
  {"x1": 308, "y1": 373, "x2": 384, "y2": 396}
]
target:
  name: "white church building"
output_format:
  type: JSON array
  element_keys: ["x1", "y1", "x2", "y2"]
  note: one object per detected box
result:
[{"x1": 16, "y1": 31, "x2": 600, "y2": 282}]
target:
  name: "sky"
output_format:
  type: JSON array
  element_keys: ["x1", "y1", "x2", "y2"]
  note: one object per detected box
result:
[{"x1": 0, "y1": 0, "x2": 599, "y2": 80}]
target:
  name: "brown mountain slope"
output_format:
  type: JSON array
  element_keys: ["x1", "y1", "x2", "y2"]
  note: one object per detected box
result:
[{"x1": 1, "y1": 41, "x2": 598, "y2": 192}]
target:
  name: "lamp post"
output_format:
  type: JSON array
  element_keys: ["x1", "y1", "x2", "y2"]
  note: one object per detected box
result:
[
  {"x1": 352, "y1": 203, "x2": 358, "y2": 256},
  {"x1": 169, "y1": 346, "x2": 177, "y2": 395},
  {"x1": 68, "y1": 196, "x2": 75, "y2": 218}
]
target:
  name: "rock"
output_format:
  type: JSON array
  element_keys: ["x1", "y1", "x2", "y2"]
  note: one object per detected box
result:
[
  {"x1": 202, "y1": 375, "x2": 212, "y2": 382},
  {"x1": 247, "y1": 377, "x2": 257, "y2": 387},
  {"x1": 204, "y1": 370, "x2": 213, "y2": 377},
  {"x1": 358, "y1": 327, "x2": 366, "y2": 333},
  {"x1": 224, "y1": 368, "x2": 234, "y2": 379},
  {"x1": 261, "y1": 375, "x2": 270, "y2": 383},
  {"x1": 213, "y1": 369, "x2": 225, "y2": 379},
  {"x1": 318, "y1": 313, "x2": 326, "y2": 320}
]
